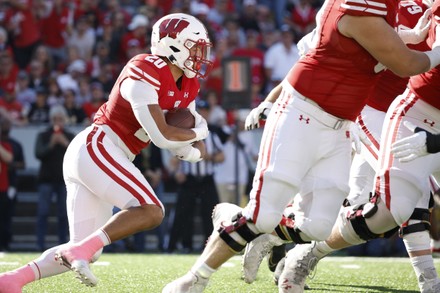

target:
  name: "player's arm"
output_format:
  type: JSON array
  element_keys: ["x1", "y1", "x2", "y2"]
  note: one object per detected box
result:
[
  {"x1": 338, "y1": 15, "x2": 437, "y2": 76},
  {"x1": 120, "y1": 78, "x2": 207, "y2": 149}
]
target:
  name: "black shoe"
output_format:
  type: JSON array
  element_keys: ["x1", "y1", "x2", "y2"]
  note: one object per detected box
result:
[{"x1": 268, "y1": 244, "x2": 286, "y2": 272}]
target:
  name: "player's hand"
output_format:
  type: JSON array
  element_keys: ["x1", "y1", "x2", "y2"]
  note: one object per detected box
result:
[
  {"x1": 170, "y1": 144, "x2": 203, "y2": 163},
  {"x1": 191, "y1": 116, "x2": 209, "y2": 141},
  {"x1": 245, "y1": 101, "x2": 273, "y2": 130},
  {"x1": 391, "y1": 121, "x2": 429, "y2": 163},
  {"x1": 349, "y1": 122, "x2": 370, "y2": 154},
  {"x1": 398, "y1": 8, "x2": 431, "y2": 44}
]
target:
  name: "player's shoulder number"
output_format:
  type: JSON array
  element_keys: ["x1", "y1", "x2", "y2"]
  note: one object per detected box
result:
[
  {"x1": 400, "y1": 1, "x2": 423, "y2": 15},
  {"x1": 145, "y1": 55, "x2": 167, "y2": 69}
]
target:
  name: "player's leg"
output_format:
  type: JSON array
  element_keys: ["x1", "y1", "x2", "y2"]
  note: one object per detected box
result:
[
  {"x1": 55, "y1": 126, "x2": 164, "y2": 286},
  {"x1": 403, "y1": 184, "x2": 440, "y2": 292},
  {"x1": 0, "y1": 176, "x2": 112, "y2": 292},
  {"x1": 163, "y1": 84, "x2": 313, "y2": 292}
]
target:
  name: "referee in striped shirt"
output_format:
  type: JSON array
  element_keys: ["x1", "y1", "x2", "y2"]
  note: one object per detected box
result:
[{"x1": 167, "y1": 99, "x2": 225, "y2": 253}]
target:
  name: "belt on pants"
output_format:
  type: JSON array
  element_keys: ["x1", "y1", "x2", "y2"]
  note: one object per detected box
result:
[{"x1": 294, "y1": 94, "x2": 350, "y2": 130}]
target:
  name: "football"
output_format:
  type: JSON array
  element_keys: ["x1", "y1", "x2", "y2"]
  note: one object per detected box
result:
[{"x1": 165, "y1": 108, "x2": 196, "y2": 129}]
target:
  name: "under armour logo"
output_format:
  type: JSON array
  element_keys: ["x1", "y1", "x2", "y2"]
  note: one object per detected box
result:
[
  {"x1": 423, "y1": 119, "x2": 435, "y2": 127},
  {"x1": 184, "y1": 92, "x2": 189, "y2": 98},
  {"x1": 299, "y1": 115, "x2": 310, "y2": 124}
]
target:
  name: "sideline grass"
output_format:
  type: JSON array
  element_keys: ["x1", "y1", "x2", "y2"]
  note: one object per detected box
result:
[{"x1": 1, "y1": 252, "x2": 438, "y2": 292}]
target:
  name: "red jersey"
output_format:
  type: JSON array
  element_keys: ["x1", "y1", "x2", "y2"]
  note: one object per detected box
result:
[
  {"x1": 286, "y1": 0, "x2": 398, "y2": 121},
  {"x1": 94, "y1": 54, "x2": 200, "y2": 155},
  {"x1": 368, "y1": 0, "x2": 430, "y2": 112},
  {"x1": 4, "y1": 0, "x2": 41, "y2": 47},
  {"x1": 408, "y1": 0, "x2": 440, "y2": 109},
  {"x1": 0, "y1": 63, "x2": 19, "y2": 94},
  {"x1": 40, "y1": 4, "x2": 70, "y2": 48},
  {"x1": 290, "y1": 4, "x2": 317, "y2": 34}
]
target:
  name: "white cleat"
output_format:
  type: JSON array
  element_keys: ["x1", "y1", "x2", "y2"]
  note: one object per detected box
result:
[
  {"x1": 278, "y1": 243, "x2": 318, "y2": 293},
  {"x1": 55, "y1": 250, "x2": 98, "y2": 287},
  {"x1": 162, "y1": 271, "x2": 208, "y2": 293},
  {"x1": 419, "y1": 269, "x2": 440, "y2": 293},
  {"x1": 242, "y1": 233, "x2": 285, "y2": 283}
]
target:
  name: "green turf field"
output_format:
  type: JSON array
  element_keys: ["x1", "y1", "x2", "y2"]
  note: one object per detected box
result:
[{"x1": 1, "y1": 252, "x2": 438, "y2": 292}]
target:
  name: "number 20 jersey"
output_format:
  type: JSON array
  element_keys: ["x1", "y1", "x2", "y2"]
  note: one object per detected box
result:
[{"x1": 94, "y1": 54, "x2": 200, "y2": 155}]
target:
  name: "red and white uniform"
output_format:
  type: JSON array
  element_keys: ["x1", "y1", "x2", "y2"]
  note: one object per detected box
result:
[
  {"x1": 375, "y1": 0, "x2": 440, "y2": 225},
  {"x1": 63, "y1": 53, "x2": 200, "y2": 242},
  {"x1": 349, "y1": 0, "x2": 431, "y2": 205},
  {"x1": 241, "y1": 0, "x2": 398, "y2": 240}
]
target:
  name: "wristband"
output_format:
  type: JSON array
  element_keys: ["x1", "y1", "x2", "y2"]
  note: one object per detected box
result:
[{"x1": 424, "y1": 46, "x2": 440, "y2": 70}]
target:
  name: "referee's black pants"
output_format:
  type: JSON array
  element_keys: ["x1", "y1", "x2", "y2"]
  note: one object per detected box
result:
[{"x1": 168, "y1": 175, "x2": 220, "y2": 252}]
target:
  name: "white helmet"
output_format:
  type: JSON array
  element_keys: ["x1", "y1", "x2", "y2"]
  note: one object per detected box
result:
[{"x1": 151, "y1": 13, "x2": 213, "y2": 79}]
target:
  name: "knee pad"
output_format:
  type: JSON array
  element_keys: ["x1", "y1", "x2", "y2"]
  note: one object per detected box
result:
[
  {"x1": 274, "y1": 213, "x2": 310, "y2": 244},
  {"x1": 399, "y1": 208, "x2": 431, "y2": 237},
  {"x1": 218, "y1": 213, "x2": 260, "y2": 253},
  {"x1": 347, "y1": 203, "x2": 398, "y2": 241}
]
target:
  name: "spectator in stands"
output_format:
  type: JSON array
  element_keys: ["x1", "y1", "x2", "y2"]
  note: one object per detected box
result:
[
  {"x1": 167, "y1": 100, "x2": 224, "y2": 253},
  {"x1": 15, "y1": 70, "x2": 36, "y2": 113},
  {"x1": 285, "y1": 0, "x2": 318, "y2": 39},
  {"x1": 255, "y1": 4, "x2": 276, "y2": 34},
  {"x1": 67, "y1": 15, "x2": 96, "y2": 62},
  {"x1": 34, "y1": 105, "x2": 75, "y2": 251},
  {"x1": 221, "y1": 16, "x2": 246, "y2": 49},
  {"x1": 107, "y1": 11, "x2": 129, "y2": 63},
  {"x1": 238, "y1": 0, "x2": 260, "y2": 32},
  {"x1": 89, "y1": 41, "x2": 111, "y2": 80},
  {"x1": 46, "y1": 77, "x2": 63, "y2": 107},
  {"x1": 82, "y1": 81, "x2": 106, "y2": 123},
  {"x1": 56, "y1": 59, "x2": 87, "y2": 94},
  {"x1": 3, "y1": 0, "x2": 44, "y2": 69},
  {"x1": 205, "y1": 90, "x2": 227, "y2": 128},
  {"x1": 264, "y1": 25, "x2": 299, "y2": 92},
  {"x1": 40, "y1": 0, "x2": 71, "y2": 69},
  {"x1": 0, "y1": 92, "x2": 25, "y2": 126},
  {"x1": 259, "y1": 0, "x2": 288, "y2": 29},
  {"x1": 76, "y1": 76, "x2": 91, "y2": 105},
  {"x1": 28, "y1": 59, "x2": 48, "y2": 90},
  {"x1": 0, "y1": 27, "x2": 13, "y2": 57},
  {"x1": 0, "y1": 115, "x2": 25, "y2": 251},
  {"x1": 119, "y1": 14, "x2": 149, "y2": 63},
  {"x1": 0, "y1": 115, "x2": 14, "y2": 251},
  {"x1": 207, "y1": 0, "x2": 233, "y2": 27},
  {"x1": 31, "y1": 45, "x2": 55, "y2": 77},
  {"x1": 62, "y1": 88, "x2": 86, "y2": 126},
  {"x1": 25, "y1": 86, "x2": 50, "y2": 125},
  {"x1": 0, "y1": 52, "x2": 19, "y2": 95}
]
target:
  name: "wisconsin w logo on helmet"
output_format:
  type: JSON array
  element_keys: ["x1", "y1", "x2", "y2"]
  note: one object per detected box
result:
[
  {"x1": 159, "y1": 19, "x2": 190, "y2": 40},
  {"x1": 151, "y1": 13, "x2": 213, "y2": 79}
]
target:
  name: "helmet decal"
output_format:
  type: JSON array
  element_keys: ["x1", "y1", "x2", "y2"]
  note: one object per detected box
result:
[{"x1": 159, "y1": 19, "x2": 190, "y2": 40}]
